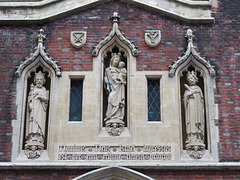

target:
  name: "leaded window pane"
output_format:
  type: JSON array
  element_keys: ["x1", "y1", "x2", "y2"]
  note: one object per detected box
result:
[
  {"x1": 70, "y1": 79, "x2": 83, "y2": 121},
  {"x1": 148, "y1": 79, "x2": 161, "y2": 121}
]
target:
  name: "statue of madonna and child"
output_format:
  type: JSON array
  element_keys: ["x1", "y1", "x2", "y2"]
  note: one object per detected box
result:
[{"x1": 104, "y1": 52, "x2": 127, "y2": 136}]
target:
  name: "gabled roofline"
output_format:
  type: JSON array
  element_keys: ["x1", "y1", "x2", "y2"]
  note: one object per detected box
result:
[{"x1": 0, "y1": 0, "x2": 214, "y2": 24}]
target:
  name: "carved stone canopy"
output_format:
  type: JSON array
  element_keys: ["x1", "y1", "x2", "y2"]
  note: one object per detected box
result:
[
  {"x1": 168, "y1": 29, "x2": 215, "y2": 77},
  {"x1": 15, "y1": 29, "x2": 61, "y2": 77},
  {"x1": 92, "y1": 12, "x2": 139, "y2": 57}
]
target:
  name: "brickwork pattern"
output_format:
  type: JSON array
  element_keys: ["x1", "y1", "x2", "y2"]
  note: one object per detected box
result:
[
  {"x1": 0, "y1": 169, "x2": 240, "y2": 179},
  {"x1": 0, "y1": 0, "x2": 239, "y2": 163},
  {"x1": 141, "y1": 169, "x2": 240, "y2": 179},
  {"x1": 0, "y1": 169, "x2": 89, "y2": 180}
]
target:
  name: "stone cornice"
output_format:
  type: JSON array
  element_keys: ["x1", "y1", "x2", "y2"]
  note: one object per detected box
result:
[
  {"x1": 0, "y1": 0, "x2": 214, "y2": 24},
  {"x1": 0, "y1": 0, "x2": 58, "y2": 7},
  {"x1": 0, "y1": 0, "x2": 212, "y2": 7}
]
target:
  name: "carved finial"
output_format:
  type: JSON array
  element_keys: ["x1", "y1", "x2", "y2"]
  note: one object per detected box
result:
[
  {"x1": 92, "y1": 12, "x2": 138, "y2": 57},
  {"x1": 110, "y1": 12, "x2": 120, "y2": 23},
  {"x1": 36, "y1": 29, "x2": 46, "y2": 43},
  {"x1": 15, "y1": 29, "x2": 62, "y2": 77},
  {"x1": 185, "y1": 29, "x2": 194, "y2": 42},
  {"x1": 169, "y1": 29, "x2": 215, "y2": 77}
]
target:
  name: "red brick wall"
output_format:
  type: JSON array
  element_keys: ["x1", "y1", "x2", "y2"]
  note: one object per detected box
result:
[
  {"x1": 211, "y1": 0, "x2": 240, "y2": 161},
  {"x1": 142, "y1": 169, "x2": 240, "y2": 179},
  {"x1": 0, "y1": 0, "x2": 239, "y2": 163},
  {"x1": 0, "y1": 27, "x2": 36, "y2": 161},
  {"x1": 0, "y1": 169, "x2": 89, "y2": 180},
  {"x1": 0, "y1": 169, "x2": 240, "y2": 179}
]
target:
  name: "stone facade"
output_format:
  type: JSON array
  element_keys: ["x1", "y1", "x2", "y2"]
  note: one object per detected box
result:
[{"x1": 0, "y1": 0, "x2": 239, "y2": 179}]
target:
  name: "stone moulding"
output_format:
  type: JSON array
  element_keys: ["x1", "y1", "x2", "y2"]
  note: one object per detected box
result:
[
  {"x1": 73, "y1": 166, "x2": 154, "y2": 180},
  {"x1": 168, "y1": 29, "x2": 215, "y2": 77},
  {"x1": 1, "y1": 162, "x2": 240, "y2": 170},
  {"x1": 0, "y1": 0, "x2": 214, "y2": 24},
  {"x1": 92, "y1": 12, "x2": 139, "y2": 57},
  {"x1": 15, "y1": 29, "x2": 61, "y2": 77}
]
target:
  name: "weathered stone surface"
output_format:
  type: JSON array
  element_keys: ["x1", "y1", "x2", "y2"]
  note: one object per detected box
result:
[{"x1": 0, "y1": 0, "x2": 214, "y2": 23}]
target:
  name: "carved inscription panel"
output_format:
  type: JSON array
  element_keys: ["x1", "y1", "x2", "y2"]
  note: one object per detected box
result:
[{"x1": 58, "y1": 145, "x2": 172, "y2": 161}]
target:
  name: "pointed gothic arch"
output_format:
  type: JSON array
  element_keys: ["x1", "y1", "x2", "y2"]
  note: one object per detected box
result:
[
  {"x1": 92, "y1": 12, "x2": 138, "y2": 136},
  {"x1": 168, "y1": 29, "x2": 215, "y2": 78},
  {"x1": 92, "y1": 12, "x2": 138, "y2": 58},
  {"x1": 13, "y1": 29, "x2": 61, "y2": 160},
  {"x1": 15, "y1": 29, "x2": 61, "y2": 78},
  {"x1": 169, "y1": 29, "x2": 218, "y2": 160},
  {"x1": 73, "y1": 166, "x2": 154, "y2": 180}
]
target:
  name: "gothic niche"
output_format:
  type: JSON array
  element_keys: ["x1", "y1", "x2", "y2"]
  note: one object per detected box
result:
[
  {"x1": 15, "y1": 29, "x2": 61, "y2": 160},
  {"x1": 180, "y1": 66, "x2": 207, "y2": 159},
  {"x1": 103, "y1": 47, "x2": 127, "y2": 136},
  {"x1": 92, "y1": 12, "x2": 138, "y2": 136},
  {"x1": 169, "y1": 29, "x2": 215, "y2": 159},
  {"x1": 23, "y1": 67, "x2": 51, "y2": 159}
]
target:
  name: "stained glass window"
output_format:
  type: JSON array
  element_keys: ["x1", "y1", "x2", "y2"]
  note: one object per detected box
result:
[
  {"x1": 148, "y1": 79, "x2": 161, "y2": 121},
  {"x1": 69, "y1": 79, "x2": 83, "y2": 121}
]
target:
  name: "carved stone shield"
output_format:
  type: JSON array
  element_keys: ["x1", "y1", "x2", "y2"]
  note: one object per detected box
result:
[
  {"x1": 70, "y1": 31, "x2": 87, "y2": 48},
  {"x1": 145, "y1": 30, "x2": 161, "y2": 47}
]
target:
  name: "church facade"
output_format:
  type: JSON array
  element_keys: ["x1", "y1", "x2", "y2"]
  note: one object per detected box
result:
[{"x1": 0, "y1": 0, "x2": 239, "y2": 179}]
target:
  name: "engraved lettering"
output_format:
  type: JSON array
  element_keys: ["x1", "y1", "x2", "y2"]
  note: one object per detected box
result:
[
  {"x1": 120, "y1": 145, "x2": 135, "y2": 152},
  {"x1": 57, "y1": 145, "x2": 172, "y2": 161}
]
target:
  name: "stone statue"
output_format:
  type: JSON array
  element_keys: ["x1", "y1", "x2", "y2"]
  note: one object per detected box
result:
[
  {"x1": 104, "y1": 53, "x2": 126, "y2": 136},
  {"x1": 25, "y1": 71, "x2": 49, "y2": 159},
  {"x1": 183, "y1": 71, "x2": 205, "y2": 159}
]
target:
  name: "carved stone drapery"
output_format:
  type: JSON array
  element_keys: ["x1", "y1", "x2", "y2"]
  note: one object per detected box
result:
[
  {"x1": 24, "y1": 71, "x2": 49, "y2": 159},
  {"x1": 15, "y1": 29, "x2": 61, "y2": 77},
  {"x1": 15, "y1": 29, "x2": 61, "y2": 160},
  {"x1": 92, "y1": 12, "x2": 138, "y2": 57},
  {"x1": 183, "y1": 71, "x2": 205, "y2": 159},
  {"x1": 169, "y1": 29, "x2": 216, "y2": 159},
  {"x1": 104, "y1": 53, "x2": 126, "y2": 136},
  {"x1": 168, "y1": 29, "x2": 215, "y2": 77}
]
